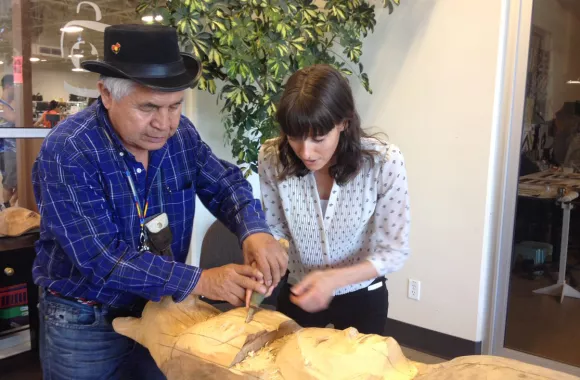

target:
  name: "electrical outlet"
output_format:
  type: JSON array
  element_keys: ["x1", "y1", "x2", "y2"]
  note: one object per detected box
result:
[{"x1": 408, "y1": 279, "x2": 421, "y2": 300}]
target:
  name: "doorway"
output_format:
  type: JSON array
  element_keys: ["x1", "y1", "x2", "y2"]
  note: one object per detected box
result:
[{"x1": 490, "y1": 0, "x2": 580, "y2": 376}]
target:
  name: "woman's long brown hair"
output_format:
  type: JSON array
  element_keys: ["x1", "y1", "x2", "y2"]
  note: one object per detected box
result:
[{"x1": 272, "y1": 64, "x2": 382, "y2": 185}]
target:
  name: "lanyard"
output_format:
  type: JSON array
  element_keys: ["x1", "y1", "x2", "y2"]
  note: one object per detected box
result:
[
  {"x1": 101, "y1": 127, "x2": 164, "y2": 251},
  {"x1": 125, "y1": 164, "x2": 165, "y2": 251},
  {"x1": 124, "y1": 166, "x2": 149, "y2": 249}
]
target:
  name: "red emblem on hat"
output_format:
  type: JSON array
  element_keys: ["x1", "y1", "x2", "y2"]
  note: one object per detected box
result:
[{"x1": 111, "y1": 43, "x2": 121, "y2": 54}]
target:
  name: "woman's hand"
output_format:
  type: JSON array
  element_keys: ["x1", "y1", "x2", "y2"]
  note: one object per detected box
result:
[
  {"x1": 290, "y1": 270, "x2": 339, "y2": 313},
  {"x1": 290, "y1": 261, "x2": 380, "y2": 313}
]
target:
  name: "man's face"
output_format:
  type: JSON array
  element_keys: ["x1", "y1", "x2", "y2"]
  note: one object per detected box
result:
[{"x1": 99, "y1": 82, "x2": 184, "y2": 156}]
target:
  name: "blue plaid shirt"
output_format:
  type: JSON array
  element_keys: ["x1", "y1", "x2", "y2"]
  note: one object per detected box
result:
[{"x1": 32, "y1": 100, "x2": 270, "y2": 309}]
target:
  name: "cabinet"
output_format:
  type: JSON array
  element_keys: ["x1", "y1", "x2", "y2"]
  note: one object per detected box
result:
[{"x1": 0, "y1": 232, "x2": 39, "y2": 359}]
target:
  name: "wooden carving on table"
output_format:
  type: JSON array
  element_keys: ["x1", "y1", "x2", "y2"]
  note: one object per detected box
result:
[
  {"x1": 113, "y1": 297, "x2": 579, "y2": 380},
  {"x1": 0, "y1": 207, "x2": 41, "y2": 237}
]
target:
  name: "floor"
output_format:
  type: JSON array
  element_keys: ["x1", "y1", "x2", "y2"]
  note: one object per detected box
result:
[
  {"x1": 505, "y1": 271, "x2": 580, "y2": 368},
  {"x1": 0, "y1": 350, "x2": 41, "y2": 380}
]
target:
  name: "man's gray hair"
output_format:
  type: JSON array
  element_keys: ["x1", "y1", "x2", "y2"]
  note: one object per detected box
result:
[{"x1": 99, "y1": 75, "x2": 135, "y2": 101}]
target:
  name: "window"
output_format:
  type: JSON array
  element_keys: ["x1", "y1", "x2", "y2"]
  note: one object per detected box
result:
[{"x1": 0, "y1": 0, "x2": 143, "y2": 211}]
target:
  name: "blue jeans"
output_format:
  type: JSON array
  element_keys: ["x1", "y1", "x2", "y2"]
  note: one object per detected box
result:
[{"x1": 39, "y1": 290, "x2": 165, "y2": 380}]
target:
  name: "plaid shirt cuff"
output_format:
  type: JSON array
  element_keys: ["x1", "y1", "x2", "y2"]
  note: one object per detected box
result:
[
  {"x1": 170, "y1": 263, "x2": 203, "y2": 303},
  {"x1": 237, "y1": 218, "x2": 272, "y2": 244}
]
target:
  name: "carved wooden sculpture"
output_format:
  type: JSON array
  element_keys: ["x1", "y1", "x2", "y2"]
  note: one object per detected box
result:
[
  {"x1": 113, "y1": 297, "x2": 579, "y2": 380},
  {"x1": 0, "y1": 206, "x2": 41, "y2": 237}
]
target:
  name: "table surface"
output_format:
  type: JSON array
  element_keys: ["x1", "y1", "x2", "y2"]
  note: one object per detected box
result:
[
  {"x1": 518, "y1": 170, "x2": 580, "y2": 199},
  {"x1": 0, "y1": 232, "x2": 38, "y2": 253}
]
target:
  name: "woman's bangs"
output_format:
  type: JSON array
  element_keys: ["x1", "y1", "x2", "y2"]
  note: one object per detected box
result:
[{"x1": 281, "y1": 100, "x2": 337, "y2": 139}]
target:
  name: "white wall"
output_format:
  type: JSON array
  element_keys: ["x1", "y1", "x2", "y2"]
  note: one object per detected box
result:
[
  {"x1": 185, "y1": 0, "x2": 508, "y2": 343},
  {"x1": 349, "y1": 0, "x2": 505, "y2": 342},
  {"x1": 31, "y1": 64, "x2": 97, "y2": 101},
  {"x1": 184, "y1": 88, "x2": 261, "y2": 267}
]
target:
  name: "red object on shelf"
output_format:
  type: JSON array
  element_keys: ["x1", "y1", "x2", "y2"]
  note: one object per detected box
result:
[{"x1": 0, "y1": 284, "x2": 28, "y2": 309}]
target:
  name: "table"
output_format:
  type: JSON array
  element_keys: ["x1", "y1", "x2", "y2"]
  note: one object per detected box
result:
[{"x1": 518, "y1": 170, "x2": 580, "y2": 302}]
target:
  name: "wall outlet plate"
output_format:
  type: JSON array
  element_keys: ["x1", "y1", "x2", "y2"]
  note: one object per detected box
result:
[{"x1": 408, "y1": 279, "x2": 421, "y2": 301}]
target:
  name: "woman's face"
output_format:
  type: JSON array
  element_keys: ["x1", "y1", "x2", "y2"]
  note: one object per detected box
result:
[{"x1": 287, "y1": 122, "x2": 345, "y2": 172}]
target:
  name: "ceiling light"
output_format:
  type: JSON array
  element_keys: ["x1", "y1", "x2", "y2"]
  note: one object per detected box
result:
[
  {"x1": 567, "y1": 79, "x2": 580, "y2": 85},
  {"x1": 155, "y1": 15, "x2": 163, "y2": 22},
  {"x1": 60, "y1": 26, "x2": 84, "y2": 33},
  {"x1": 73, "y1": 54, "x2": 84, "y2": 58},
  {"x1": 72, "y1": 68, "x2": 88, "y2": 72},
  {"x1": 30, "y1": 57, "x2": 40, "y2": 62},
  {"x1": 0, "y1": 61, "x2": 3, "y2": 65},
  {"x1": 40, "y1": 59, "x2": 47, "y2": 62},
  {"x1": 142, "y1": 15, "x2": 154, "y2": 23}
]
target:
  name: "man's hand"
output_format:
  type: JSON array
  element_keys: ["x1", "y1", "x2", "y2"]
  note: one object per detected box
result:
[
  {"x1": 290, "y1": 270, "x2": 337, "y2": 313},
  {"x1": 192, "y1": 264, "x2": 267, "y2": 306},
  {"x1": 242, "y1": 233, "x2": 289, "y2": 288}
]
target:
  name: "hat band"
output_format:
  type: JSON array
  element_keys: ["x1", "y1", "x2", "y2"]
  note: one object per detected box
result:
[{"x1": 112, "y1": 59, "x2": 186, "y2": 78}]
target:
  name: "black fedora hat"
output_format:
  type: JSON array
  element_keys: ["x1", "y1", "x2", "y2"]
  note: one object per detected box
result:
[{"x1": 82, "y1": 24, "x2": 201, "y2": 92}]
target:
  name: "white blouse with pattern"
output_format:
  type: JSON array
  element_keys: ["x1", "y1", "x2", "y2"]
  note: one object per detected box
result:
[{"x1": 258, "y1": 138, "x2": 411, "y2": 295}]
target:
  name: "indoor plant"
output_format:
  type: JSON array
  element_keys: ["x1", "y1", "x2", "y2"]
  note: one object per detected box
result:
[{"x1": 137, "y1": 0, "x2": 401, "y2": 176}]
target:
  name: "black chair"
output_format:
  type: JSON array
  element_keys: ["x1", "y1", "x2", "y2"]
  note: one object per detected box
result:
[
  {"x1": 199, "y1": 220, "x2": 286, "y2": 311},
  {"x1": 45, "y1": 114, "x2": 60, "y2": 128}
]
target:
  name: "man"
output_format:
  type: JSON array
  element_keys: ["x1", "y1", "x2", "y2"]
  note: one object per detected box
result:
[
  {"x1": 0, "y1": 74, "x2": 17, "y2": 208},
  {"x1": 33, "y1": 24, "x2": 288, "y2": 380}
]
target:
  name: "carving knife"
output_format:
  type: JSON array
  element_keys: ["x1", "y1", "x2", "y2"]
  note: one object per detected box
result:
[{"x1": 245, "y1": 291, "x2": 265, "y2": 323}]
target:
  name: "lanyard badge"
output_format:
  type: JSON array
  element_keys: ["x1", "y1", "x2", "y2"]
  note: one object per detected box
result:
[
  {"x1": 124, "y1": 168, "x2": 173, "y2": 256},
  {"x1": 124, "y1": 170, "x2": 150, "y2": 251},
  {"x1": 144, "y1": 213, "x2": 174, "y2": 258}
]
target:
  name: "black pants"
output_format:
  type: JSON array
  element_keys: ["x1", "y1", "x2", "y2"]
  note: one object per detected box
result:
[{"x1": 276, "y1": 277, "x2": 388, "y2": 335}]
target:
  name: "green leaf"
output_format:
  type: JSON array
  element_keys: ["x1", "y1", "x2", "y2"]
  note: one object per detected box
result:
[
  {"x1": 208, "y1": 48, "x2": 223, "y2": 66},
  {"x1": 136, "y1": 2, "x2": 149, "y2": 14},
  {"x1": 384, "y1": 0, "x2": 400, "y2": 13}
]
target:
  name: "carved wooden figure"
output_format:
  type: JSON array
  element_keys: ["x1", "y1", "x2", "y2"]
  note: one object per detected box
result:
[{"x1": 112, "y1": 297, "x2": 579, "y2": 380}]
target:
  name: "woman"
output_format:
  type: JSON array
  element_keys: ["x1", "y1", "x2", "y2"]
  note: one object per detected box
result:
[
  {"x1": 34, "y1": 100, "x2": 59, "y2": 128},
  {"x1": 258, "y1": 64, "x2": 411, "y2": 334}
]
